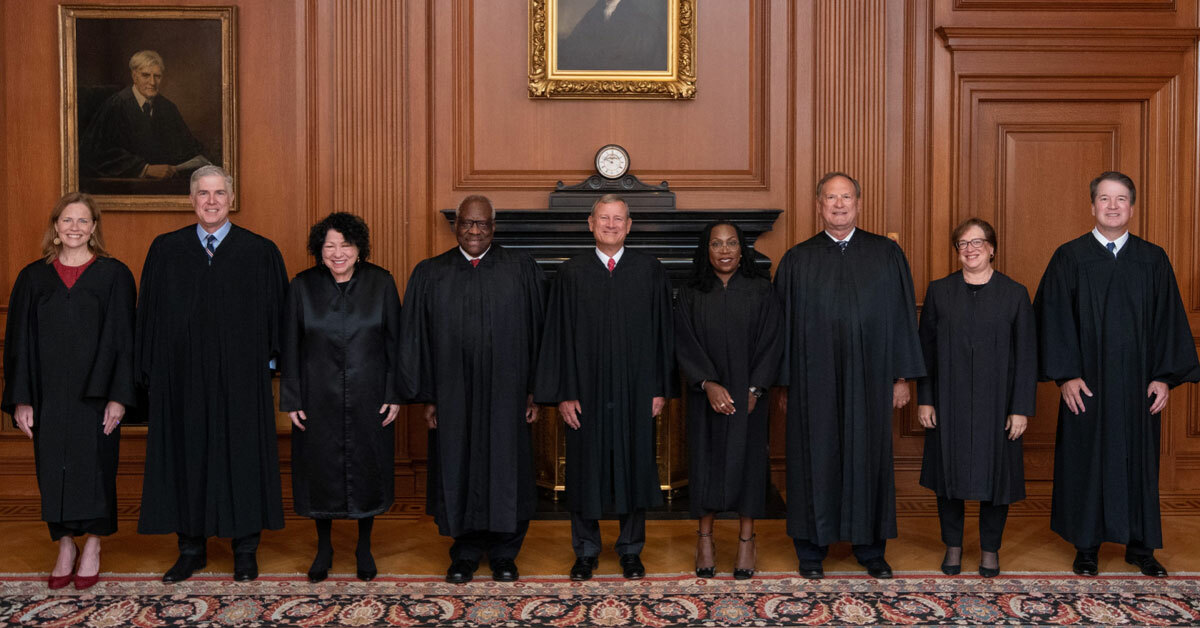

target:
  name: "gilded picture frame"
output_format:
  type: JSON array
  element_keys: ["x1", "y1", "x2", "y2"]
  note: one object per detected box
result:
[
  {"x1": 529, "y1": 0, "x2": 696, "y2": 99},
  {"x1": 59, "y1": 5, "x2": 237, "y2": 211}
]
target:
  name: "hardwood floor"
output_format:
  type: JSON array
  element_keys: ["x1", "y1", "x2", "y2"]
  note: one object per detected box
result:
[{"x1": 4, "y1": 511, "x2": 1198, "y2": 578}]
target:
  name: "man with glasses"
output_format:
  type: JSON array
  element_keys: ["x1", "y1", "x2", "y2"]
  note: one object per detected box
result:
[
  {"x1": 1034, "y1": 171, "x2": 1199, "y2": 577},
  {"x1": 773, "y1": 172, "x2": 925, "y2": 580},
  {"x1": 400, "y1": 195, "x2": 546, "y2": 584}
]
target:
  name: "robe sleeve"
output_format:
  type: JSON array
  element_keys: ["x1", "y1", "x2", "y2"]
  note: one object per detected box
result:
[
  {"x1": 890, "y1": 243, "x2": 926, "y2": 380},
  {"x1": 652, "y1": 263, "x2": 677, "y2": 398},
  {"x1": 915, "y1": 281, "x2": 939, "y2": 406},
  {"x1": 134, "y1": 237, "x2": 163, "y2": 388},
  {"x1": 772, "y1": 250, "x2": 795, "y2": 388},
  {"x1": 523, "y1": 256, "x2": 548, "y2": 395},
  {"x1": 673, "y1": 287, "x2": 720, "y2": 388},
  {"x1": 81, "y1": 97, "x2": 148, "y2": 178},
  {"x1": 749, "y1": 284, "x2": 784, "y2": 390},
  {"x1": 1149, "y1": 251, "x2": 1200, "y2": 388},
  {"x1": 533, "y1": 264, "x2": 579, "y2": 404},
  {"x1": 1033, "y1": 247, "x2": 1083, "y2": 383},
  {"x1": 278, "y1": 276, "x2": 305, "y2": 411},
  {"x1": 263, "y1": 241, "x2": 289, "y2": 366},
  {"x1": 2, "y1": 267, "x2": 36, "y2": 415},
  {"x1": 381, "y1": 271, "x2": 403, "y2": 404},
  {"x1": 1008, "y1": 283, "x2": 1039, "y2": 416},
  {"x1": 83, "y1": 262, "x2": 137, "y2": 406},
  {"x1": 398, "y1": 261, "x2": 435, "y2": 403}
]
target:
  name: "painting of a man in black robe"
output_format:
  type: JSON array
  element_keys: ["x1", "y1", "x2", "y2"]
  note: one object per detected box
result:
[{"x1": 556, "y1": 0, "x2": 669, "y2": 72}]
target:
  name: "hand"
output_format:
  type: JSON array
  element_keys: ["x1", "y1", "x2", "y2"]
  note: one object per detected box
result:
[
  {"x1": 1060, "y1": 378, "x2": 1093, "y2": 415},
  {"x1": 917, "y1": 404, "x2": 936, "y2": 428},
  {"x1": 1148, "y1": 380, "x2": 1169, "y2": 415},
  {"x1": 424, "y1": 404, "x2": 438, "y2": 429},
  {"x1": 704, "y1": 382, "x2": 735, "y2": 415},
  {"x1": 525, "y1": 394, "x2": 539, "y2": 424},
  {"x1": 651, "y1": 396, "x2": 666, "y2": 417},
  {"x1": 559, "y1": 400, "x2": 582, "y2": 430},
  {"x1": 143, "y1": 164, "x2": 177, "y2": 179},
  {"x1": 892, "y1": 380, "x2": 911, "y2": 409},
  {"x1": 748, "y1": 391, "x2": 759, "y2": 415},
  {"x1": 289, "y1": 410, "x2": 308, "y2": 431},
  {"x1": 379, "y1": 403, "x2": 401, "y2": 426},
  {"x1": 102, "y1": 401, "x2": 125, "y2": 435},
  {"x1": 1006, "y1": 414, "x2": 1028, "y2": 440},
  {"x1": 13, "y1": 404, "x2": 33, "y2": 439}
]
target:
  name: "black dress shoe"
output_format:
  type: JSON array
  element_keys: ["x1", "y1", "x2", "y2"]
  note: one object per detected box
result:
[
  {"x1": 570, "y1": 556, "x2": 598, "y2": 581},
  {"x1": 356, "y1": 550, "x2": 377, "y2": 581},
  {"x1": 162, "y1": 554, "x2": 207, "y2": 583},
  {"x1": 862, "y1": 558, "x2": 893, "y2": 579},
  {"x1": 1125, "y1": 553, "x2": 1168, "y2": 577},
  {"x1": 1073, "y1": 551, "x2": 1099, "y2": 576},
  {"x1": 798, "y1": 560, "x2": 824, "y2": 580},
  {"x1": 940, "y1": 547, "x2": 962, "y2": 575},
  {"x1": 445, "y1": 559, "x2": 477, "y2": 584},
  {"x1": 233, "y1": 554, "x2": 258, "y2": 582},
  {"x1": 308, "y1": 549, "x2": 332, "y2": 583},
  {"x1": 490, "y1": 558, "x2": 519, "y2": 582},
  {"x1": 619, "y1": 554, "x2": 645, "y2": 579}
]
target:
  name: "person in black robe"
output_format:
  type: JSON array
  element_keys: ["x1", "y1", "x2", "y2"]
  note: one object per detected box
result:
[
  {"x1": 280, "y1": 212, "x2": 401, "y2": 583},
  {"x1": 775, "y1": 172, "x2": 925, "y2": 580},
  {"x1": 3, "y1": 192, "x2": 135, "y2": 590},
  {"x1": 400, "y1": 195, "x2": 546, "y2": 585},
  {"x1": 1034, "y1": 171, "x2": 1200, "y2": 578},
  {"x1": 674, "y1": 220, "x2": 781, "y2": 580},
  {"x1": 535, "y1": 194, "x2": 674, "y2": 581},
  {"x1": 136, "y1": 166, "x2": 287, "y2": 584},
  {"x1": 558, "y1": 0, "x2": 669, "y2": 71},
  {"x1": 916, "y1": 218, "x2": 1037, "y2": 578},
  {"x1": 81, "y1": 51, "x2": 209, "y2": 183}
]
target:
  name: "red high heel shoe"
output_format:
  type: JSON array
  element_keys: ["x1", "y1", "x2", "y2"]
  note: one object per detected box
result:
[
  {"x1": 47, "y1": 542, "x2": 78, "y2": 589},
  {"x1": 74, "y1": 547, "x2": 101, "y2": 590}
]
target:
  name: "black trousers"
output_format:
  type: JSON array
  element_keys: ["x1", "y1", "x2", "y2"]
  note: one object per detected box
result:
[
  {"x1": 792, "y1": 537, "x2": 886, "y2": 564},
  {"x1": 48, "y1": 518, "x2": 115, "y2": 541},
  {"x1": 177, "y1": 532, "x2": 260, "y2": 557},
  {"x1": 570, "y1": 510, "x2": 646, "y2": 558},
  {"x1": 937, "y1": 497, "x2": 1009, "y2": 552},
  {"x1": 449, "y1": 519, "x2": 530, "y2": 565}
]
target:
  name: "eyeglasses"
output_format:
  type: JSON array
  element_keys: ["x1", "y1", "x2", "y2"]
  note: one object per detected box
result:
[
  {"x1": 457, "y1": 219, "x2": 494, "y2": 232},
  {"x1": 955, "y1": 238, "x2": 988, "y2": 251}
]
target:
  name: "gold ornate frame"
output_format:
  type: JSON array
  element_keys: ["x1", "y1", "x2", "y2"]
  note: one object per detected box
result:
[
  {"x1": 529, "y1": 0, "x2": 696, "y2": 99},
  {"x1": 59, "y1": 5, "x2": 237, "y2": 211}
]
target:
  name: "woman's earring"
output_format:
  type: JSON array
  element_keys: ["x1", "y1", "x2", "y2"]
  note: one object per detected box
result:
[{"x1": 53, "y1": 237, "x2": 61, "y2": 245}]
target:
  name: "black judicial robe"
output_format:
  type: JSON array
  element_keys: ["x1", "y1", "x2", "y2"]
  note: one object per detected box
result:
[
  {"x1": 674, "y1": 274, "x2": 782, "y2": 518},
  {"x1": 917, "y1": 271, "x2": 1036, "y2": 505},
  {"x1": 535, "y1": 249, "x2": 674, "y2": 518},
  {"x1": 1034, "y1": 234, "x2": 1200, "y2": 549},
  {"x1": 136, "y1": 224, "x2": 288, "y2": 539},
  {"x1": 774, "y1": 230, "x2": 925, "y2": 546},
  {"x1": 280, "y1": 263, "x2": 400, "y2": 519},
  {"x1": 400, "y1": 245, "x2": 545, "y2": 537},
  {"x1": 2, "y1": 257, "x2": 136, "y2": 530},
  {"x1": 81, "y1": 87, "x2": 206, "y2": 179}
]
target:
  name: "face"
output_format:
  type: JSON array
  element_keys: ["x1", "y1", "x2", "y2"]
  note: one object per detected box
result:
[
  {"x1": 132, "y1": 64, "x2": 163, "y2": 99},
  {"x1": 321, "y1": 229, "x2": 359, "y2": 281},
  {"x1": 191, "y1": 174, "x2": 232, "y2": 232},
  {"x1": 708, "y1": 224, "x2": 741, "y2": 277},
  {"x1": 955, "y1": 225, "x2": 993, "y2": 273},
  {"x1": 1090, "y1": 179, "x2": 1133, "y2": 234},
  {"x1": 816, "y1": 176, "x2": 860, "y2": 233},
  {"x1": 55, "y1": 203, "x2": 96, "y2": 252},
  {"x1": 455, "y1": 201, "x2": 494, "y2": 257},
  {"x1": 588, "y1": 201, "x2": 632, "y2": 249}
]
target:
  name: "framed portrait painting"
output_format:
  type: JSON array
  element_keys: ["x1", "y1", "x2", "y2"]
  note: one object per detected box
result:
[
  {"x1": 529, "y1": 0, "x2": 696, "y2": 99},
  {"x1": 59, "y1": 5, "x2": 237, "y2": 211}
]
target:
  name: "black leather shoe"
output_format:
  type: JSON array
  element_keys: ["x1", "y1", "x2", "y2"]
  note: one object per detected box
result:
[
  {"x1": 798, "y1": 560, "x2": 824, "y2": 580},
  {"x1": 619, "y1": 554, "x2": 645, "y2": 579},
  {"x1": 862, "y1": 558, "x2": 893, "y2": 579},
  {"x1": 233, "y1": 554, "x2": 258, "y2": 582},
  {"x1": 308, "y1": 549, "x2": 332, "y2": 583},
  {"x1": 490, "y1": 558, "x2": 519, "y2": 582},
  {"x1": 941, "y1": 547, "x2": 962, "y2": 576},
  {"x1": 1125, "y1": 553, "x2": 1168, "y2": 577},
  {"x1": 445, "y1": 559, "x2": 477, "y2": 584},
  {"x1": 356, "y1": 550, "x2": 377, "y2": 581},
  {"x1": 162, "y1": 554, "x2": 206, "y2": 583},
  {"x1": 1073, "y1": 551, "x2": 1099, "y2": 576},
  {"x1": 570, "y1": 556, "x2": 598, "y2": 581}
]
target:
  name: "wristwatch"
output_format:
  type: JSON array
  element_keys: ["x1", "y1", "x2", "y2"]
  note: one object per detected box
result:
[{"x1": 749, "y1": 386, "x2": 765, "y2": 399}]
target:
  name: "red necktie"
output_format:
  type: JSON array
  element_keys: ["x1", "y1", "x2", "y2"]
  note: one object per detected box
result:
[
  {"x1": 607, "y1": 258, "x2": 615, "y2": 273},
  {"x1": 471, "y1": 258, "x2": 480, "y2": 267}
]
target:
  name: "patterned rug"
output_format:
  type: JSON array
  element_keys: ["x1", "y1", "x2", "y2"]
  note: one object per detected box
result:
[{"x1": 3, "y1": 572, "x2": 1199, "y2": 626}]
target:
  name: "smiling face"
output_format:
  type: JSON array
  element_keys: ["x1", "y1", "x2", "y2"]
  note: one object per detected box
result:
[
  {"x1": 191, "y1": 174, "x2": 232, "y2": 233},
  {"x1": 55, "y1": 202, "x2": 96, "y2": 253},
  {"x1": 817, "y1": 175, "x2": 860, "y2": 234},
  {"x1": 588, "y1": 200, "x2": 632, "y2": 252},
  {"x1": 321, "y1": 229, "x2": 359, "y2": 282},
  {"x1": 708, "y1": 223, "x2": 741, "y2": 280},
  {"x1": 955, "y1": 225, "x2": 993, "y2": 274},
  {"x1": 455, "y1": 200, "x2": 495, "y2": 258},
  {"x1": 132, "y1": 63, "x2": 163, "y2": 100},
  {"x1": 1090, "y1": 179, "x2": 1134, "y2": 237}
]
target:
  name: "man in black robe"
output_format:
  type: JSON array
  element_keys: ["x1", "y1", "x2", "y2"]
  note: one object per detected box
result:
[
  {"x1": 535, "y1": 193, "x2": 674, "y2": 581},
  {"x1": 1034, "y1": 171, "x2": 1200, "y2": 577},
  {"x1": 81, "y1": 50, "x2": 210, "y2": 182},
  {"x1": 774, "y1": 172, "x2": 925, "y2": 580},
  {"x1": 136, "y1": 165, "x2": 287, "y2": 583},
  {"x1": 400, "y1": 195, "x2": 545, "y2": 584},
  {"x1": 558, "y1": 0, "x2": 669, "y2": 71}
]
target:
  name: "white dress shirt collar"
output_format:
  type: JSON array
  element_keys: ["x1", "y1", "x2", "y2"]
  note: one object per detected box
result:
[
  {"x1": 824, "y1": 227, "x2": 856, "y2": 244},
  {"x1": 595, "y1": 247, "x2": 626, "y2": 268},
  {"x1": 459, "y1": 245, "x2": 491, "y2": 262},
  {"x1": 1092, "y1": 227, "x2": 1129, "y2": 255}
]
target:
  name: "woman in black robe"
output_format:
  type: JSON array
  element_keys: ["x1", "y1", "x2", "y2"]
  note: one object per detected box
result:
[
  {"x1": 3, "y1": 192, "x2": 135, "y2": 590},
  {"x1": 675, "y1": 221, "x2": 782, "y2": 580},
  {"x1": 916, "y1": 218, "x2": 1036, "y2": 578},
  {"x1": 279, "y1": 212, "x2": 402, "y2": 583}
]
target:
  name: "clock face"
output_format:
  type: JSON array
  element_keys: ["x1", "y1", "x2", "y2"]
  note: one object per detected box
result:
[{"x1": 595, "y1": 145, "x2": 629, "y2": 179}]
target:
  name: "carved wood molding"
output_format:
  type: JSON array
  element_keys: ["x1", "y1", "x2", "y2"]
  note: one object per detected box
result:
[
  {"x1": 953, "y1": 0, "x2": 1175, "y2": 11},
  {"x1": 936, "y1": 27, "x2": 1200, "y2": 52}
]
